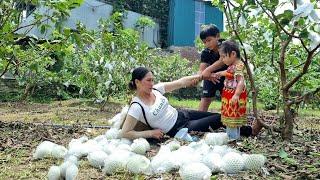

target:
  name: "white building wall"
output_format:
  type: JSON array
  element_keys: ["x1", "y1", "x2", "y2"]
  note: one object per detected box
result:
[{"x1": 17, "y1": 0, "x2": 159, "y2": 47}]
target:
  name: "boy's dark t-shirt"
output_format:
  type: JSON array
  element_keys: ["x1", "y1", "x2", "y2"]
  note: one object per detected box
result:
[
  {"x1": 200, "y1": 48, "x2": 228, "y2": 98},
  {"x1": 201, "y1": 48, "x2": 227, "y2": 72}
]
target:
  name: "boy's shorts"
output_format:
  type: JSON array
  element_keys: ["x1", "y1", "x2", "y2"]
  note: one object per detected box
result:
[{"x1": 201, "y1": 80, "x2": 224, "y2": 98}]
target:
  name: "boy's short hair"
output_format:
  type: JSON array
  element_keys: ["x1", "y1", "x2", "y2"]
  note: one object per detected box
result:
[
  {"x1": 220, "y1": 40, "x2": 241, "y2": 58},
  {"x1": 200, "y1": 24, "x2": 220, "y2": 40}
]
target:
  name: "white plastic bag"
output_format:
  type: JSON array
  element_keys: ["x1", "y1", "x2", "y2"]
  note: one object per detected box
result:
[{"x1": 174, "y1": 128, "x2": 193, "y2": 142}]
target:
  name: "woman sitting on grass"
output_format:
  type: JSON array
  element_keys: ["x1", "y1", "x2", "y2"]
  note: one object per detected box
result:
[{"x1": 121, "y1": 67, "x2": 258, "y2": 140}]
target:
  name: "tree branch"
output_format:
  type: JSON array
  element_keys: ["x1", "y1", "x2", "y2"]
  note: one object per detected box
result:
[
  {"x1": 299, "y1": 38, "x2": 310, "y2": 53},
  {"x1": 0, "y1": 10, "x2": 14, "y2": 30},
  {"x1": 255, "y1": 0, "x2": 300, "y2": 39},
  {"x1": 271, "y1": 35, "x2": 277, "y2": 68},
  {"x1": 283, "y1": 43, "x2": 320, "y2": 91},
  {"x1": 0, "y1": 1, "x2": 25, "y2": 30},
  {"x1": 12, "y1": 17, "x2": 50, "y2": 33},
  {"x1": 310, "y1": 43, "x2": 320, "y2": 54},
  {"x1": 279, "y1": 39, "x2": 291, "y2": 88},
  {"x1": 0, "y1": 59, "x2": 11, "y2": 78},
  {"x1": 290, "y1": 87, "x2": 320, "y2": 106}
]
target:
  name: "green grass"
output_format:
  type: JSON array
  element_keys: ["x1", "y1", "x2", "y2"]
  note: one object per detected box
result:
[
  {"x1": 297, "y1": 108, "x2": 320, "y2": 117},
  {"x1": 167, "y1": 96, "x2": 320, "y2": 117},
  {"x1": 168, "y1": 96, "x2": 221, "y2": 111}
]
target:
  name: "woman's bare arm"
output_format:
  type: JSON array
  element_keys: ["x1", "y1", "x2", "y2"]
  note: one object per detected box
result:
[
  {"x1": 121, "y1": 115, "x2": 163, "y2": 140},
  {"x1": 162, "y1": 74, "x2": 202, "y2": 93}
]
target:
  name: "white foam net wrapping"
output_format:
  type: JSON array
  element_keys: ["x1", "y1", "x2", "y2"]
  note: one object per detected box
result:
[
  {"x1": 59, "y1": 161, "x2": 77, "y2": 179},
  {"x1": 102, "y1": 150, "x2": 132, "y2": 175},
  {"x1": 65, "y1": 163, "x2": 78, "y2": 180},
  {"x1": 166, "y1": 140, "x2": 181, "y2": 151},
  {"x1": 33, "y1": 141, "x2": 67, "y2": 159},
  {"x1": 221, "y1": 152, "x2": 244, "y2": 174},
  {"x1": 126, "y1": 154, "x2": 150, "y2": 174},
  {"x1": 171, "y1": 146, "x2": 201, "y2": 168},
  {"x1": 243, "y1": 154, "x2": 266, "y2": 170},
  {"x1": 47, "y1": 165, "x2": 61, "y2": 180},
  {"x1": 201, "y1": 152, "x2": 222, "y2": 173},
  {"x1": 87, "y1": 150, "x2": 108, "y2": 169},
  {"x1": 179, "y1": 162, "x2": 212, "y2": 180},
  {"x1": 131, "y1": 138, "x2": 150, "y2": 155},
  {"x1": 204, "y1": 133, "x2": 229, "y2": 146},
  {"x1": 150, "y1": 146, "x2": 178, "y2": 174},
  {"x1": 105, "y1": 128, "x2": 121, "y2": 139},
  {"x1": 39, "y1": 109, "x2": 269, "y2": 178},
  {"x1": 188, "y1": 140, "x2": 210, "y2": 156},
  {"x1": 109, "y1": 105, "x2": 129, "y2": 129}
]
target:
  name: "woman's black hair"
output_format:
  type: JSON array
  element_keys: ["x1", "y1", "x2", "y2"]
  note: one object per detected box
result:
[{"x1": 128, "y1": 67, "x2": 150, "y2": 90}]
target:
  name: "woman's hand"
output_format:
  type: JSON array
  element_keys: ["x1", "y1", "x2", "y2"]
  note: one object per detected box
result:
[
  {"x1": 150, "y1": 129, "x2": 164, "y2": 139},
  {"x1": 183, "y1": 74, "x2": 202, "y2": 87},
  {"x1": 163, "y1": 74, "x2": 202, "y2": 92}
]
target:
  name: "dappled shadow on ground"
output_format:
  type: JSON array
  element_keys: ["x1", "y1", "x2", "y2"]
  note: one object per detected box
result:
[{"x1": 0, "y1": 100, "x2": 319, "y2": 179}]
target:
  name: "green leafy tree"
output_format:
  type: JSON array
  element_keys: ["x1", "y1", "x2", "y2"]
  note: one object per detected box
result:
[
  {"x1": 59, "y1": 16, "x2": 196, "y2": 110},
  {"x1": 0, "y1": 0, "x2": 83, "y2": 99},
  {"x1": 212, "y1": 0, "x2": 320, "y2": 140},
  {"x1": 135, "y1": 16, "x2": 156, "y2": 39}
]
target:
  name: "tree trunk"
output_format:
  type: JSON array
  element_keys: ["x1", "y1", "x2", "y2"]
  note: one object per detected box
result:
[
  {"x1": 21, "y1": 83, "x2": 33, "y2": 100},
  {"x1": 281, "y1": 86, "x2": 294, "y2": 140},
  {"x1": 281, "y1": 103, "x2": 294, "y2": 140}
]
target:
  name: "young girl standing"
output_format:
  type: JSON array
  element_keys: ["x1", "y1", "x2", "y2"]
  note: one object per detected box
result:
[{"x1": 215, "y1": 40, "x2": 247, "y2": 140}]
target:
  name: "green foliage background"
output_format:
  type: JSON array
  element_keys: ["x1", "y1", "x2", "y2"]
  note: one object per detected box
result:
[
  {"x1": 0, "y1": 0, "x2": 319, "y2": 110},
  {"x1": 0, "y1": 1, "x2": 196, "y2": 102}
]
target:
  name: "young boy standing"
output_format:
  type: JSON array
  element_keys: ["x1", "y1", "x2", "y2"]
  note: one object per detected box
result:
[{"x1": 198, "y1": 25, "x2": 227, "y2": 112}]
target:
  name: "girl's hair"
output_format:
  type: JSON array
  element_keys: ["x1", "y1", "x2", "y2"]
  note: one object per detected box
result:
[
  {"x1": 128, "y1": 67, "x2": 150, "y2": 90},
  {"x1": 220, "y1": 40, "x2": 241, "y2": 58}
]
